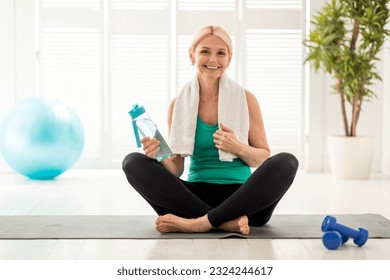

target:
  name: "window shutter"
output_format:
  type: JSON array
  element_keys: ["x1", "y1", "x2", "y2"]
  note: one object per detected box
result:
[
  {"x1": 245, "y1": 30, "x2": 303, "y2": 157},
  {"x1": 111, "y1": 0, "x2": 168, "y2": 10},
  {"x1": 110, "y1": 0, "x2": 171, "y2": 165},
  {"x1": 111, "y1": 35, "x2": 170, "y2": 162},
  {"x1": 246, "y1": 0, "x2": 302, "y2": 9},
  {"x1": 42, "y1": 0, "x2": 100, "y2": 8},
  {"x1": 179, "y1": 0, "x2": 236, "y2": 10},
  {"x1": 40, "y1": 1, "x2": 102, "y2": 167}
]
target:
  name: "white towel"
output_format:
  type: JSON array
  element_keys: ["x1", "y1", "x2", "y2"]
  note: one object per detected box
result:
[{"x1": 169, "y1": 73, "x2": 249, "y2": 161}]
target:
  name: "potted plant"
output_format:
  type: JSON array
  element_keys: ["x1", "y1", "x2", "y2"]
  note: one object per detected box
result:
[{"x1": 305, "y1": 0, "x2": 390, "y2": 179}]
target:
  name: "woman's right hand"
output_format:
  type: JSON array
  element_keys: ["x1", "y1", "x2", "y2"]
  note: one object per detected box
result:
[
  {"x1": 141, "y1": 137, "x2": 184, "y2": 177},
  {"x1": 141, "y1": 137, "x2": 160, "y2": 159}
]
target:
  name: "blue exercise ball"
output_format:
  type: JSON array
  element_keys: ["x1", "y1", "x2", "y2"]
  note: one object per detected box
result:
[{"x1": 0, "y1": 97, "x2": 85, "y2": 180}]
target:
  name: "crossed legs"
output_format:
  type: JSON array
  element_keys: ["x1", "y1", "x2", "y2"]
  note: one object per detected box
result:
[{"x1": 122, "y1": 152, "x2": 298, "y2": 235}]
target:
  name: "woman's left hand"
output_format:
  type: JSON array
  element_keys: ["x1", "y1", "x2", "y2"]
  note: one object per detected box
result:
[{"x1": 213, "y1": 123, "x2": 242, "y2": 155}]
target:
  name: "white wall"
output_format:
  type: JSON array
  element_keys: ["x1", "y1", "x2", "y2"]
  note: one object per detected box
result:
[
  {"x1": 305, "y1": 0, "x2": 326, "y2": 172},
  {"x1": 382, "y1": 37, "x2": 390, "y2": 175},
  {"x1": 0, "y1": 0, "x2": 36, "y2": 173},
  {"x1": 14, "y1": 0, "x2": 37, "y2": 100},
  {"x1": 0, "y1": 0, "x2": 15, "y2": 172},
  {"x1": 0, "y1": 0, "x2": 36, "y2": 106}
]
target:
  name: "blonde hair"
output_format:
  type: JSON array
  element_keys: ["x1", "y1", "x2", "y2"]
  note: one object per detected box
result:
[{"x1": 189, "y1": 25, "x2": 233, "y2": 63}]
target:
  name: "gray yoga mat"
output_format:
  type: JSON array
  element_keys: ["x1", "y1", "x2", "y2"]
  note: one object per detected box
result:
[{"x1": 0, "y1": 214, "x2": 389, "y2": 239}]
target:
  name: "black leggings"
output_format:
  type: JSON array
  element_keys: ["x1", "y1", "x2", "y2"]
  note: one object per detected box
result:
[{"x1": 122, "y1": 152, "x2": 298, "y2": 227}]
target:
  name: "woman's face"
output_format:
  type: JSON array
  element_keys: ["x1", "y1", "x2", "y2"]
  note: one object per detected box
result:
[{"x1": 191, "y1": 34, "x2": 231, "y2": 79}]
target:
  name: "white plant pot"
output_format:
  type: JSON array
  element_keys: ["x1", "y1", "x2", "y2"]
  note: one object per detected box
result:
[{"x1": 327, "y1": 135, "x2": 374, "y2": 179}]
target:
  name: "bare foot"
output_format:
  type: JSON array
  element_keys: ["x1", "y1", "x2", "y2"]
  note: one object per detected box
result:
[
  {"x1": 155, "y1": 214, "x2": 213, "y2": 233},
  {"x1": 219, "y1": 216, "x2": 250, "y2": 235}
]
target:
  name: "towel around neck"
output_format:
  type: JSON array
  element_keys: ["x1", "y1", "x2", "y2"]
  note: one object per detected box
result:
[{"x1": 169, "y1": 74, "x2": 249, "y2": 162}]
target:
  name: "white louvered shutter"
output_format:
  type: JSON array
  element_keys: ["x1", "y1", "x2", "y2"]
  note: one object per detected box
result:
[
  {"x1": 179, "y1": 0, "x2": 236, "y2": 10},
  {"x1": 245, "y1": 30, "x2": 303, "y2": 157},
  {"x1": 111, "y1": 35, "x2": 170, "y2": 163},
  {"x1": 110, "y1": 0, "x2": 171, "y2": 165},
  {"x1": 40, "y1": 0, "x2": 102, "y2": 167}
]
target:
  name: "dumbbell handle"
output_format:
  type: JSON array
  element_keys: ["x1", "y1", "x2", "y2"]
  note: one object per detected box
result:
[
  {"x1": 333, "y1": 223, "x2": 360, "y2": 239},
  {"x1": 322, "y1": 215, "x2": 359, "y2": 237}
]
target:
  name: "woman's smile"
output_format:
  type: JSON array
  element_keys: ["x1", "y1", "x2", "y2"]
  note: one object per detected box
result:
[{"x1": 204, "y1": 65, "x2": 221, "y2": 70}]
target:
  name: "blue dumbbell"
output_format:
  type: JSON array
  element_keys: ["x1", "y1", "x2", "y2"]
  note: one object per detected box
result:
[
  {"x1": 322, "y1": 231, "x2": 343, "y2": 250},
  {"x1": 321, "y1": 225, "x2": 349, "y2": 244},
  {"x1": 322, "y1": 215, "x2": 369, "y2": 246}
]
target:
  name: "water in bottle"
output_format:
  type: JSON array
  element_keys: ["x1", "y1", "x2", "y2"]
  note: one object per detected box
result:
[{"x1": 128, "y1": 104, "x2": 172, "y2": 161}]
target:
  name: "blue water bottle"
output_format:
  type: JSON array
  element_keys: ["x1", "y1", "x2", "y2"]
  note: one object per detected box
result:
[{"x1": 129, "y1": 104, "x2": 172, "y2": 161}]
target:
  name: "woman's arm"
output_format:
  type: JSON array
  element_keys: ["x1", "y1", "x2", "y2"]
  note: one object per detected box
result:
[
  {"x1": 140, "y1": 98, "x2": 184, "y2": 177},
  {"x1": 213, "y1": 90, "x2": 270, "y2": 168}
]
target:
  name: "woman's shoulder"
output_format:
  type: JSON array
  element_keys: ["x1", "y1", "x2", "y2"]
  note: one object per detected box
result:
[
  {"x1": 244, "y1": 89, "x2": 259, "y2": 104},
  {"x1": 170, "y1": 96, "x2": 177, "y2": 105},
  {"x1": 243, "y1": 89, "x2": 262, "y2": 117}
]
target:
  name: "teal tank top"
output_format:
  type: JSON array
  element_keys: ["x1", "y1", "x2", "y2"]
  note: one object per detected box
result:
[{"x1": 188, "y1": 115, "x2": 251, "y2": 184}]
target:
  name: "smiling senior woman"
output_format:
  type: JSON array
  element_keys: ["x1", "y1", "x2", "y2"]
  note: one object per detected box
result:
[{"x1": 122, "y1": 25, "x2": 298, "y2": 235}]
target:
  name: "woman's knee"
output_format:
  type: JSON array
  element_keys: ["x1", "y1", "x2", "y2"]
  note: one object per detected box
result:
[
  {"x1": 273, "y1": 152, "x2": 299, "y2": 175},
  {"x1": 122, "y1": 152, "x2": 148, "y2": 174}
]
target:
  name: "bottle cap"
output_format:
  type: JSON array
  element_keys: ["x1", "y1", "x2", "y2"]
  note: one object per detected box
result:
[{"x1": 128, "y1": 103, "x2": 145, "y2": 119}]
